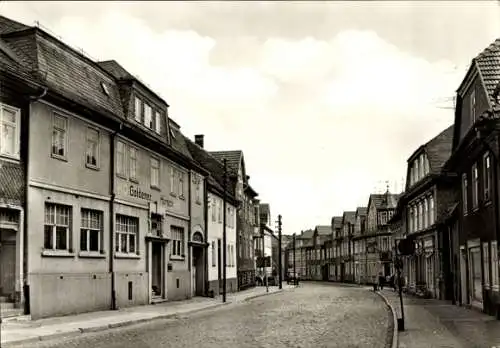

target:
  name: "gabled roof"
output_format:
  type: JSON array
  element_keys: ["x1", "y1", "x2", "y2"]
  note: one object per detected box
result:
[
  {"x1": 342, "y1": 211, "x2": 356, "y2": 225},
  {"x1": 355, "y1": 207, "x2": 367, "y2": 217},
  {"x1": 315, "y1": 225, "x2": 332, "y2": 236},
  {"x1": 408, "y1": 125, "x2": 454, "y2": 175},
  {"x1": 331, "y1": 216, "x2": 343, "y2": 230},
  {"x1": 368, "y1": 192, "x2": 400, "y2": 211},
  {"x1": 209, "y1": 150, "x2": 243, "y2": 176},
  {"x1": 471, "y1": 38, "x2": 500, "y2": 105},
  {"x1": 0, "y1": 16, "x2": 125, "y2": 120},
  {"x1": 183, "y1": 135, "x2": 236, "y2": 200},
  {"x1": 300, "y1": 229, "x2": 314, "y2": 239}
]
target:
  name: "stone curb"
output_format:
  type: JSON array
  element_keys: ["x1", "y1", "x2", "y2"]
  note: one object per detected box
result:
[
  {"x1": 375, "y1": 290, "x2": 399, "y2": 348},
  {"x1": 2, "y1": 301, "x2": 232, "y2": 347},
  {"x1": 242, "y1": 288, "x2": 285, "y2": 302}
]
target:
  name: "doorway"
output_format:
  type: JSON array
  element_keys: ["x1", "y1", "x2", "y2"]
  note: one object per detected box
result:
[
  {"x1": 0, "y1": 229, "x2": 16, "y2": 301},
  {"x1": 192, "y1": 247, "x2": 204, "y2": 296},
  {"x1": 151, "y1": 242, "x2": 163, "y2": 298},
  {"x1": 469, "y1": 246, "x2": 482, "y2": 308}
]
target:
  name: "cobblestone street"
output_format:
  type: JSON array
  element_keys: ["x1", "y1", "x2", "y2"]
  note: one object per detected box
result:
[{"x1": 19, "y1": 283, "x2": 391, "y2": 348}]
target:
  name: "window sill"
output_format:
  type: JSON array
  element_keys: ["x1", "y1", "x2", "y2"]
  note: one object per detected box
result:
[
  {"x1": 170, "y1": 255, "x2": 185, "y2": 261},
  {"x1": 115, "y1": 253, "x2": 141, "y2": 259},
  {"x1": 42, "y1": 250, "x2": 75, "y2": 258},
  {"x1": 85, "y1": 163, "x2": 100, "y2": 171},
  {"x1": 0, "y1": 153, "x2": 20, "y2": 162},
  {"x1": 117, "y1": 173, "x2": 128, "y2": 180},
  {"x1": 130, "y1": 178, "x2": 139, "y2": 184},
  {"x1": 79, "y1": 251, "x2": 106, "y2": 258},
  {"x1": 151, "y1": 185, "x2": 161, "y2": 192},
  {"x1": 51, "y1": 153, "x2": 68, "y2": 162}
]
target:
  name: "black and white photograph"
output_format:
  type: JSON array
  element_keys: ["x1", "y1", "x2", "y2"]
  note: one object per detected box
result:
[{"x1": 0, "y1": 1, "x2": 500, "y2": 347}]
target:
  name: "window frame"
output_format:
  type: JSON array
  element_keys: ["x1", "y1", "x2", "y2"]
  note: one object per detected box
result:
[
  {"x1": 484, "y1": 153, "x2": 491, "y2": 202},
  {"x1": 85, "y1": 126, "x2": 100, "y2": 169},
  {"x1": 144, "y1": 103, "x2": 153, "y2": 129},
  {"x1": 154, "y1": 110, "x2": 161, "y2": 134},
  {"x1": 170, "y1": 166, "x2": 176, "y2": 196},
  {"x1": 44, "y1": 203, "x2": 72, "y2": 252},
  {"x1": 115, "y1": 214, "x2": 139, "y2": 255},
  {"x1": 462, "y1": 173, "x2": 468, "y2": 214},
  {"x1": 0, "y1": 103, "x2": 21, "y2": 160},
  {"x1": 51, "y1": 112, "x2": 69, "y2": 161},
  {"x1": 129, "y1": 146, "x2": 138, "y2": 181},
  {"x1": 170, "y1": 225, "x2": 185, "y2": 258},
  {"x1": 471, "y1": 89, "x2": 476, "y2": 124},
  {"x1": 116, "y1": 140, "x2": 127, "y2": 178},
  {"x1": 80, "y1": 208, "x2": 103, "y2": 254},
  {"x1": 134, "y1": 96, "x2": 142, "y2": 123},
  {"x1": 150, "y1": 156, "x2": 160, "y2": 189},
  {"x1": 472, "y1": 163, "x2": 479, "y2": 209},
  {"x1": 178, "y1": 170, "x2": 185, "y2": 198}
]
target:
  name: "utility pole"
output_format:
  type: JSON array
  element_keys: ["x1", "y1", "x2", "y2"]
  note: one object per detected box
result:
[
  {"x1": 222, "y1": 159, "x2": 227, "y2": 303},
  {"x1": 278, "y1": 215, "x2": 283, "y2": 289},
  {"x1": 293, "y1": 233, "x2": 297, "y2": 287}
]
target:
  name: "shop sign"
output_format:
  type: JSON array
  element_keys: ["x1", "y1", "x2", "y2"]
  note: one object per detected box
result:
[{"x1": 129, "y1": 185, "x2": 151, "y2": 201}]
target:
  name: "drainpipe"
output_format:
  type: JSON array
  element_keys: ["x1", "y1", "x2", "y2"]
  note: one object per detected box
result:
[
  {"x1": 22, "y1": 87, "x2": 49, "y2": 315},
  {"x1": 188, "y1": 171, "x2": 192, "y2": 296},
  {"x1": 110, "y1": 123, "x2": 122, "y2": 310},
  {"x1": 203, "y1": 178, "x2": 209, "y2": 296}
]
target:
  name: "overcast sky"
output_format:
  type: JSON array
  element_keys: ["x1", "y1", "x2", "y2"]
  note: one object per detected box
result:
[{"x1": 3, "y1": 1, "x2": 500, "y2": 234}]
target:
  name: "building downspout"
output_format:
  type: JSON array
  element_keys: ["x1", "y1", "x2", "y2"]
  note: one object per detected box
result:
[
  {"x1": 110, "y1": 123, "x2": 122, "y2": 310},
  {"x1": 22, "y1": 87, "x2": 49, "y2": 315},
  {"x1": 188, "y1": 171, "x2": 192, "y2": 296},
  {"x1": 203, "y1": 178, "x2": 209, "y2": 296}
]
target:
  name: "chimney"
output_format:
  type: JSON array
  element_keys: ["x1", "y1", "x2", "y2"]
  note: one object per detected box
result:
[{"x1": 194, "y1": 134, "x2": 204, "y2": 148}]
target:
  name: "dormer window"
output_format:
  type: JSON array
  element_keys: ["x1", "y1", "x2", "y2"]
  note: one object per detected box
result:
[
  {"x1": 144, "y1": 104, "x2": 153, "y2": 129},
  {"x1": 100, "y1": 82, "x2": 110, "y2": 97},
  {"x1": 415, "y1": 160, "x2": 419, "y2": 182},
  {"x1": 419, "y1": 155, "x2": 424, "y2": 178},
  {"x1": 154, "y1": 111, "x2": 161, "y2": 134},
  {"x1": 471, "y1": 89, "x2": 476, "y2": 124},
  {"x1": 170, "y1": 127, "x2": 176, "y2": 139},
  {"x1": 134, "y1": 97, "x2": 142, "y2": 123}
]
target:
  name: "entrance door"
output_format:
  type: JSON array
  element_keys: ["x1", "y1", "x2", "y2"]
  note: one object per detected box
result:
[
  {"x1": 469, "y1": 246, "x2": 482, "y2": 307},
  {"x1": 0, "y1": 240, "x2": 16, "y2": 298},
  {"x1": 192, "y1": 247, "x2": 204, "y2": 296},
  {"x1": 151, "y1": 242, "x2": 163, "y2": 298}
]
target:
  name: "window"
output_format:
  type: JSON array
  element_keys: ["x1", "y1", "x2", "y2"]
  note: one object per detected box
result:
[
  {"x1": 80, "y1": 209, "x2": 102, "y2": 252},
  {"x1": 415, "y1": 160, "x2": 419, "y2": 182},
  {"x1": 117, "y1": 141, "x2": 126, "y2": 176},
  {"x1": 115, "y1": 214, "x2": 138, "y2": 254},
  {"x1": 170, "y1": 167, "x2": 175, "y2": 194},
  {"x1": 195, "y1": 180, "x2": 201, "y2": 204},
  {"x1": 0, "y1": 104, "x2": 20, "y2": 158},
  {"x1": 419, "y1": 155, "x2": 424, "y2": 178},
  {"x1": 150, "y1": 157, "x2": 160, "y2": 188},
  {"x1": 423, "y1": 198, "x2": 428, "y2": 229},
  {"x1": 491, "y1": 241, "x2": 499, "y2": 287},
  {"x1": 44, "y1": 203, "x2": 71, "y2": 251},
  {"x1": 471, "y1": 89, "x2": 476, "y2": 124},
  {"x1": 429, "y1": 195, "x2": 435, "y2": 224},
  {"x1": 483, "y1": 242, "x2": 490, "y2": 287},
  {"x1": 134, "y1": 97, "x2": 142, "y2": 122},
  {"x1": 129, "y1": 147, "x2": 137, "y2": 180},
  {"x1": 144, "y1": 103, "x2": 153, "y2": 129},
  {"x1": 212, "y1": 198, "x2": 217, "y2": 222},
  {"x1": 85, "y1": 127, "x2": 99, "y2": 168},
  {"x1": 178, "y1": 171, "x2": 184, "y2": 197},
  {"x1": 211, "y1": 241, "x2": 216, "y2": 267},
  {"x1": 472, "y1": 163, "x2": 478, "y2": 208},
  {"x1": 409, "y1": 206, "x2": 414, "y2": 233},
  {"x1": 51, "y1": 113, "x2": 68, "y2": 159},
  {"x1": 424, "y1": 155, "x2": 430, "y2": 175},
  {"x1": 151, "y1": 214, "x2": 162, "y2": 237},
  {"x1": 155, "y1": 111, "x2": 161, "y2": 134},
  {"x1": 484, "y1": 154, "x2": 491, "y2": 201},
  {"x1": 171, "y1": 226, "x2": 185, "y2": 257},
  {"x1": 462, "y1": 174, "x2": 468, "y2": 214},
  {"x1": 218, "y1": 198, "x2": 222, "y2": 223}
]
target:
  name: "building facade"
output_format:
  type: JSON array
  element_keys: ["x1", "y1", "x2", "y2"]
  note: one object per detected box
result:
[
  {"x1": 340, "y1": 212, "x2": 356, "y2": 282},
  {"x1": 446, "y1": 38, "x2": 500, "y2": 316},
  {"x1": 210, "y1": 151, "x2": 258, "y2": 290},
  {"x1": 184, "y1": 135, "x2": 239, "y2": 297},
  {"x1": 353, "y1": 207, "x2": 367, "y2": 284},
  {"x1": 330, "y1": 216, "x2": 343, "y2": 281}
]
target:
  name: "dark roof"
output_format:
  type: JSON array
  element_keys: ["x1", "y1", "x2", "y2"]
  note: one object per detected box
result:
[
  {"x1": 300, "y1": 229, "x2": 314, "y2": 239},
  {"x1": 474, "y1": 38, "x2": 500, "y2": 104},
  {"x1": 0, "y1": 15, "x2": 29, "y2": 35},
  {"x1": 0, "y1": 161, "x2": 24, "y2": 204},
  {"x1": 209, "y1": 151, "x2": 242, "y2": 176},
  {"x1": 0, "y1": 18, "x2": 125, "y2": 120},
  {"x1": 184, "y1": 135, "x2": 236, "y2": 199},
  {"x1": 425, "y1": 125, "x2": 454, "y2": 174},
  {"x1": 355, "y1": 207, "x2": 367, "y2": 217},
  {"x1": 342, "y1": 211, "x2": 356, "y2": 225},
  {"x1": 369, "y1": 192, "x2": 400, "y2": 210},
  {"x1": 331, "y1": 216, "x2": 343, "y2": 230},
  {"x1": 315, "y1": 225, "x2": 332, "y2": 236}
]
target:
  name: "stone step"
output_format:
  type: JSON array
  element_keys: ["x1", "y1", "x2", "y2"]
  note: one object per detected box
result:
[{"x1": 1, "y1": 307, "x2": 23, "y2": 319}]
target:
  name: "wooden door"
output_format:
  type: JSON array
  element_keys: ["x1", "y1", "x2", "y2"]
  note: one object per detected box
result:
[{"x1": 0, "y1": 241, "x2": 16, "y2": 297}]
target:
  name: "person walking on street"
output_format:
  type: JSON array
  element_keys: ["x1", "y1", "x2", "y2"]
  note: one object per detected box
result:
[{"x1": 378, "y1": 272, "x2": 385, "y2": 290}]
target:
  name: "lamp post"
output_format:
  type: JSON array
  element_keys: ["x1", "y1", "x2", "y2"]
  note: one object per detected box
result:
[
  {"x1": 222, "y1": 158, "x2": 227, "y2": 303},
  {"x1": 277, "y1": 215, "x2": 283, "y2": 289}
]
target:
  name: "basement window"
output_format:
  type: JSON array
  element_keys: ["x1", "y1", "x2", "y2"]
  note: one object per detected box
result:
[{"x1": 100, "y1": 82, "x2": 110, "y2": 96}]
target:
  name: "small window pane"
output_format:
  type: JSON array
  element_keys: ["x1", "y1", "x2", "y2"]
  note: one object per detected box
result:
[
  {"x1": 55, "y1": 226, "x2": 67, "y2": 250},
  {"x1": 89, "y1": 230, "x2": 99, "y2": 251},
  {"x1": 44, "y1": 226, "x2": 53, "y2": 249}
]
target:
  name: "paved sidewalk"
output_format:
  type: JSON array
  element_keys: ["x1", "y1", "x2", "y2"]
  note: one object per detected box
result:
[
  {"x1": 1, "y1": 285, "x2": 294, "y2": 347},
  {"x1": 380, "y1": 289, "x2": 500, "y2": 348}
]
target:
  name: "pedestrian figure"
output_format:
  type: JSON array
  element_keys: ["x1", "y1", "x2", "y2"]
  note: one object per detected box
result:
[{"x1": 378, "y1": 272, "x2": 385, "y2": 290}]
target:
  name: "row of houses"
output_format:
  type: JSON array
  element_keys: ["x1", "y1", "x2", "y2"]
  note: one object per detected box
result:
[
  {"x1": 286, "y1": 37, "x2": 500, "y2": 319},
  {"x1": 0, "y1": 15, "x2": 275, "y2": 319}
]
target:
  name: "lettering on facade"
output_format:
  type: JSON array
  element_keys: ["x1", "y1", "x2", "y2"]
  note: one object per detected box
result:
[
  {"x1": 160, "y1": 196, "x2": 174, "y2": 207},
  {"x1": 129, "y1": 185, "x2": 152, "y2": 201}
]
